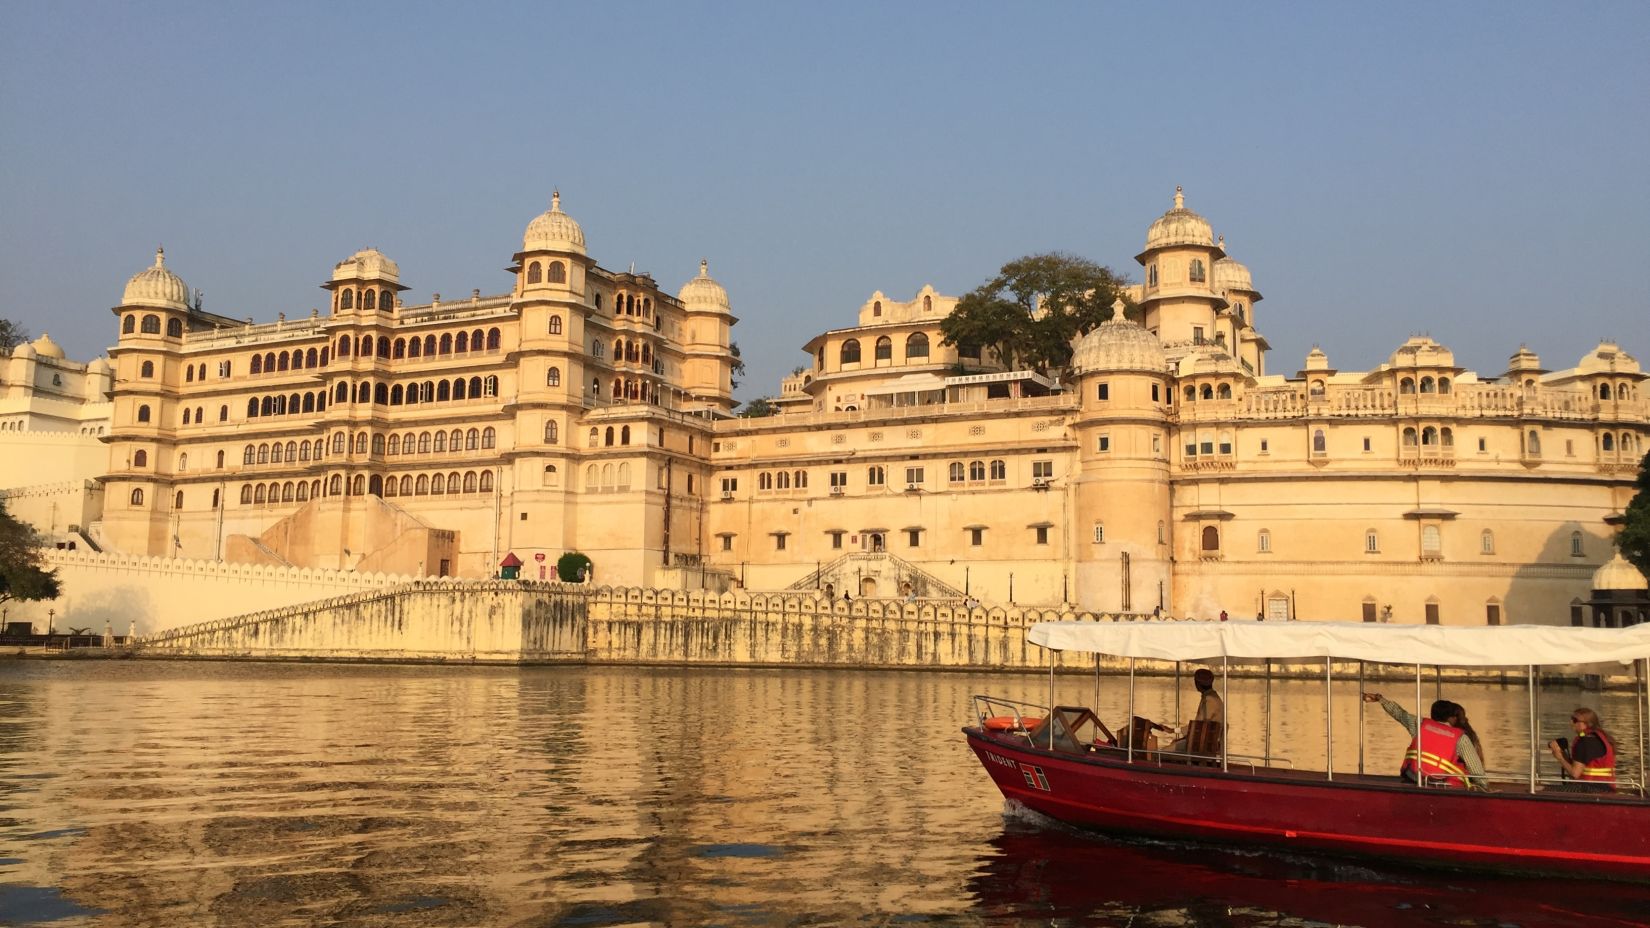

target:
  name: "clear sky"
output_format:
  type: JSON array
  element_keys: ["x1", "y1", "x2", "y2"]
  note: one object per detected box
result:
[{"x1": 2, "y1": 2, "x2": 1646, "y2": 400}]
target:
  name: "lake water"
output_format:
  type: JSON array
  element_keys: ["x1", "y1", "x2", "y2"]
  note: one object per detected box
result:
[{"x1": 1, "y1": 660, "x2": 1647, "y2": 926}]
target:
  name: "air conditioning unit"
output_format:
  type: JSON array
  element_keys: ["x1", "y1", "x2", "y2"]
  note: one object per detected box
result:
[
  {"x1": 829, "y1": 486, "x2": 844, "y2": 496},
  {"x1": 906, "y1": 482, "x2": 920, "y2": 492},
  {"x1": 720, "y1": 491, "x2": 734, "y2": 500},
  {"x1": 1032, "y1": 477, "x2": 1050, "y2": 488}
]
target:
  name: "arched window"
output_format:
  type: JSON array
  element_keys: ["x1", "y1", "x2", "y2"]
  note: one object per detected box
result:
[
  {"x1": 1438, "y1": 377, "x2": 1452, "y2": 394},
  {"x1": 1200, "y1": 525, "x2": 1219, "y2": 552},
  {"x1": 989, "y1": 459, "x2": 1006, "y2": 480},
  {"x1": 123, "y1": 315, "x2": 136, "y2": 334},
  {"x1": 1571, "y1": 531, "x2": 1584, "y2": 557},
  {"x1": 840, "y1": 339, "x2": 861, "y2": 365},
  {"x1": 548, "y1": 315, "x2": 563, "y2": 335},
  {"x1": 621, "y1": 425, "x2": 631, "y2": 446},
  {"x1": 1603, "y1": 433, "x2": 1616, "y2": 452},
  {"x1": 1422, "y1": 426, "x2": 1438, "y2": 446},
  {"x1": 548, "y1": 261, "x2": 566, "y2": 284},
  {"x1": 351, "y1": 475, "x2": 365, "y2": 496},
  {"x1": 1365, "y1": 529, "x2": 1379, "y2": 553},
  {"x1": 164, "y1": 318, "x2": 181, "y2": 337},
  {"x1": 1422, "y1": 525, "x2": 1442, "y2": 556},
  {"x1": 463, "y1": 472, "x2": 477, "y2": 493},
  {"x1": 136, "y1": 404, "x2": 151, "y2": 423},
  {"x1": 132, "y1": 450, "x2": 148, "y2": 467},
  {"x1": 604, "y1": 426, "x2": 615, "y2": 447},
  {"x1": 1403, "y1": 427, "x2": 1418, "y2": 446},
  {"x1": 256, "y1": 443, "x2": 269, "y2": 464},
  {"x1": 546, "y1": 366, "x2": 562, "y2": 388},
  {"x1": 1313, "y1": 429, "x2": 1326, "y2": 452},
  {"x1": 487, "y1": 328, "x2": 501, "y2": 351},
  {"x1": 1188, "y1": 258, "x2": 1206, "y2": 283},
  {"x1": 480, "y1": 471, "x2": 494, "y2": 493},
  {"x1": 439, "y1": 333, "x2": 452, "y2": 355},
  {"x1": 1217, "y1": 383, "x2": 1232, "y2": 399},
  {"x1": 254, "y1": 484, "x2": 267, "y2": 504},
  {"x1": 969, "y1": 460, "x2": 986, "y2": 481},
  {"x1": 330, "y1": 432, "x2": 345, "y2": 455},
  {"x1": 1200, "y1": 384, "x2": 1213, "y2": 400},
  {"x1": 906, "y1": 332, "x2": 930, "y2": 359},
  {"x1": 1527, "y1": 430, "x2": 1542, "y2": 455},
  {"x1": 874, "y1": 336, "x2": 892, "y2": 362},
  {"x1": 182, "y1": 408, "x2": 192, "y2": 426},
  {"x1": 250, "y1": 354, "x2": 264, "y2": 375},
  {"x1": 465, "y1": 428, "x2": 479, "y2": 451},
  {"x1": 873, "y1": 300, "x2": 882, "y2": 317},
  {"x1": 1184, "y1": 385, "x2": 1196, "y2": 402},
  {"x1": 456, "y1": 331, "x2": 469, "y2": 353},
  {"x1": 527, "y1": 261, "x2": 543, "y2": 284},
  {"x1": 1441, "y1": 428, "x2": 1454, "y2": 447},
  {"x1": 340, "y1": 289, "x2": 354, "y2": 310},
  {"x1": 1420, "y1": 376, "x2": 1436, "y2": 394},
  {"x1": 140, "y1": 315, "x2": 161, "y2": 334},
  {"x1": 1481, "y1": 530, "x2": 1495, "y2": 555},
  {"x1": 239, "y1": 485, "x2": 253, "y2": 504},
  {"x1": 1257, "y1": 529, "x2": 1271, "y2": 553},
  {"x1": 541, "y1": 420, "x2": 559, "y2": 444},
  {"x1": 130, "y1": 488, "x2": 144, "y2": 506},
  {"x1": 1600, "y1": 383, "x2": 1612, "y2": 400}
]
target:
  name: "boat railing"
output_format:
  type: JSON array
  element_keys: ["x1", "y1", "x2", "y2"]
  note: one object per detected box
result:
[
  {"x1": 971, "y1": 695, "x2": 1049, "y2": 736},
  {"x1": 1477, "y1": 771, "x2": 1646, "y2": 796}
]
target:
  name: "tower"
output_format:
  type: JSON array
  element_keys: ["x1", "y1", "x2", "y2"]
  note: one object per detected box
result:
[
  {"x1": 676, "y1": 260, "x2": 738, "y2": 414},
  {"x1": 1135, "y1": 187, "x2": 1228, "y2": 364}
]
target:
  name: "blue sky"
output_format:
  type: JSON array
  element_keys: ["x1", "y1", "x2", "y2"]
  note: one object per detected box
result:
[{"x1": 2, "y1": 2, "x2": 1646, "y2": 400}]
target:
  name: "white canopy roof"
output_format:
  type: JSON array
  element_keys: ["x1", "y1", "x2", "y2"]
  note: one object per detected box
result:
[{"x1": 1027, "y1": 621, "x2": 1650, "y2": 667}]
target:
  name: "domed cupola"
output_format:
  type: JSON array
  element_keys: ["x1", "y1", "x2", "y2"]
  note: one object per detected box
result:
[
  {"x1": 29, "y1": 332, "x2": 66, "y2": 360},
  {"x1": 677, "y1": 259, "x2": 731, "y2": 312},
  {"x1": 121, "y1": 247, "x2": 190, "y2": 310},
  {"x1": 1593, "y1": 551, "x2": 1649, "y2": 593},
  {"x1": 330, "y1": 247, "x2": 401, "y2": 285},
  {"x1": 522, "y1": 191, "x2": 587, "y2": 256},
  {"x1": 1071, "y1": 299, "x2": 1166, "y2": 374},
  {"x1": 1212, "y1": 255, "x2": 1255, "y2": 295},
  {"x1": 1142, "y1": 186, "x2": 1217, "y2": 253}
]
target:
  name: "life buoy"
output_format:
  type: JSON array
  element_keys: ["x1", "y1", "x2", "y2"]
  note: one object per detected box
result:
[{"x1": 983, "y1": 715, "x2": 1042, "y2": 732}]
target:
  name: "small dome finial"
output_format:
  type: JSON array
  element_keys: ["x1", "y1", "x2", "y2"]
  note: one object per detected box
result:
[
  {"x1": 155, "y1": 246, "x2": 165, "y2": 267},
  {"x1": 700, "y1": 259, "x2": 709, "y2": 277},
  {"x1": 1217, "y1": 233, "x2": 1225, "y2": 247},
  {"x1": 1111, "y1": 298, "x2": 1126, "y2": 321},
  {"x1": 1174, "y1": 185, "x2": 1184, "y2": 210},
  {"x1": 551, "y1": 189, "x2": 562, "y2": 212}
]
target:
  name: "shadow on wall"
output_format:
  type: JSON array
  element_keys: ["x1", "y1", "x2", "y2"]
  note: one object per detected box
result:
[{"x1": 1501, "y1": 520, "x2": 1598, "y2": 627}]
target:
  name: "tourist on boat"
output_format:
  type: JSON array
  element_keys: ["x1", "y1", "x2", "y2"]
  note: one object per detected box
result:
[
  {"x1": 1168, "y1": 668, "x2": 1225, "y2": 754},
  {"x1": 1362, "y1": 693, "x2": 1487, "y2": 790},
  {"x1": 1548, "y1": 707, "x2": 1616, "y2": 792}
]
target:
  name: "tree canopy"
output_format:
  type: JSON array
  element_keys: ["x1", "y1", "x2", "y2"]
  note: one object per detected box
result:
[
  {"x1": 1620, "y1": 450, "x2": 1650, "y2": 581},
  {"x1": 939, "y1": 252, "x2": 1134, "y2": 378},
  {"x1": 0, "y1": 318, "x2": 28, "y2": 351},
  {"x1": 738, "y1": 397, "x2": 777, "y2": 418},
  {"x1": 557, "y1": 551, "x2": 593, "y2": 583},
  {"x1": 0, "y1": 499, "x2": 60, "y2": 606}
]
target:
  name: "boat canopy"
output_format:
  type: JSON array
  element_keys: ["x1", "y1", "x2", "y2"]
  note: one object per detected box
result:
[{"x1": 1027, "y1": 621, "x2": 1650, "y2": 667}]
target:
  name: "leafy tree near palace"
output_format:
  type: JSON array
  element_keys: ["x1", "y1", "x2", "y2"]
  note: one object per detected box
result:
[
  {"x1": 738, "y1": 397, "x2": 777, "y2": 418},
  {"x1": 0, "y1": 318, "x2": 28, "y2": 351},
  {"x1": 1620, "y1": 450, "x2": 1650, "y2": 580},
  {"x1": 0, "y1": 499, "x2": 61, "y2": 606},
  {"x1": 557, "y1": 551, "x2": 593, "y2": 584},
  {"x1": 939, "y1": 252, "x2": 1135, "y2": 378}
]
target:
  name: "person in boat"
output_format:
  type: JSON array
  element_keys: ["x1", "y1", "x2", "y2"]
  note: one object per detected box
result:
[
  {"x1": 1168, "y1": 668, "x2": 1225, "y2": 755},
  {"x1": 1548, "y1": 707, "x2": 1616, "y2": 792},
  {"x1": 1362, "y1": 693, "x2": 1488, "y2": 790}
]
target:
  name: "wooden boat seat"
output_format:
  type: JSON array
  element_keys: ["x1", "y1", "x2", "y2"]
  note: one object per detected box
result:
[{"x1": 1182, "y1": 719, "x2": 1223, "y2": 765}]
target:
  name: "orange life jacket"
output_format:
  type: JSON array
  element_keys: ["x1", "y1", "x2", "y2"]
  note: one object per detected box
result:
[
  {"x1": 1576, "y1": 731, "x2": 1617, "y2": 789},
  {"x1": 1401, "y1": 718, "x2": 1470, "y2": 787}
]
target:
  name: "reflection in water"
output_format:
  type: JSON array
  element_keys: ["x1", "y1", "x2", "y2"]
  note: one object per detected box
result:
[{"x1": 0, "y1": 662, "x2": 1645, "y2": 926}]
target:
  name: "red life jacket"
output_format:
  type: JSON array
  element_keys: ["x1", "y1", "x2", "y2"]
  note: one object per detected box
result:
[
  {"x1": 1576, "y1": 731, "x2": 1617, "y2": 789},
  {"x1": 1401, "y1": 718, "x2": 1470, "y2": 787}
]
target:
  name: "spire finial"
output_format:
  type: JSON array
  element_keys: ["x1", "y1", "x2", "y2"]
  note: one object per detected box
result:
[
  {"x1": 1110, "y1": 297, "x2": 1126, "y2": 321},
  {"x1": 700, "y1": 258, "x2": 709, "y2": 277},
  {"x1": 1217, "y1": 233, "x2": 1225, "y2": 248},
  {"x1": 551, "y1": 189, "x2": 561, "y2": 211},
  {"x1": 155, "y1": 246, "x2": 165, "y2": 267},
  {"x1": 1173, "y1": 186, "x2": 1184, "y2": 210}
]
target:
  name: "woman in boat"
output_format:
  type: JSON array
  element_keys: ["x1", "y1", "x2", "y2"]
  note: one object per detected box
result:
[
  {"x1": 1361, "y1": 693, "x2": 1488, "y2": 790},
  {"x1": 1548, "y1": 707, "x2": 1616, "y2": 792}
]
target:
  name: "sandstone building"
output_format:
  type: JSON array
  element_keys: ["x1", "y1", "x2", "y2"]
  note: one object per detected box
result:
[{"x1": 5, "y1": 189, "x2": 1647, "y2": 627}]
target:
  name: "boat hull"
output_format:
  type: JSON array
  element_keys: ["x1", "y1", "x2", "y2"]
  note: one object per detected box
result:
[{"x1": 967, "y1": 728, "x2": 1650, "y2": 882}]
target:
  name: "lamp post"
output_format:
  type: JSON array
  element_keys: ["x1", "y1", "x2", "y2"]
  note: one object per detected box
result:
[{"x1": 47, "y1": 609, "x2": 56, "y2": 637}]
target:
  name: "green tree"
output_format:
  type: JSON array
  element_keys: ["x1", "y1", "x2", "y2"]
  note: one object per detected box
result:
[
  {"x1": 0, "y1": 318, "x2": 28, "y2": 351},
  {"x1": 0, "y1": 499, "x2": 60, "y2": 606},
  {"x1": 1620, "y1": 451, "x2": 1650, "y2": 580},
  {"x1": 738, "y1": 397, "x2": 777, "y2": 418},
  {"x1": 557, "y1": 551, "x2": 593, "y2": 584},
  {"x1": 729, "y1": 341, "x2": 746, "y2": 391},
  {"x1": 940, "y1": 253, "x2": 1133, "y2": 377}
]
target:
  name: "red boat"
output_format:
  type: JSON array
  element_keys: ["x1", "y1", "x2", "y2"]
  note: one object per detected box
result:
[{"x1": 966, "y1": 621, "x2": 1650, "y2": 882}]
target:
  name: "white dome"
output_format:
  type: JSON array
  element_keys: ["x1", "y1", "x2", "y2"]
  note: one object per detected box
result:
[
  {"x1": 330, "y1": 247, "x2": 400, "y2": 283},
  {"x1": 87, "y1": 356, "x2": 112, "y2": 375},
  {"x1": 1593, "y1": 551, "x2": 1649, "y2": 592},
  {"x1": 522, "y1": 191, "x2": 587, "y2": 255},
  {"x1": 11, "y1": 340, "x2": 35, "y2": 359},
  {"x1": 677, "y1": 260, "x2": 730, "y2": 311},
  {"x1": 1143, "y1": 186, "x2": 1215, "y2": 252},
  {"x1": 30, "y1": 332, "x2": 65, "y2": 359},
  {"x1": 1213, "y1": 256, "x2": 1254, "y2": 293},
  {"x1": 1071, "y1": 300, "x2": 1165, "y2": 374},
  {"x1": 121, "y1": 247, "x2": 189, "y2": 310}
]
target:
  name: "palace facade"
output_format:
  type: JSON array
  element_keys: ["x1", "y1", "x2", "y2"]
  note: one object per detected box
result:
[{"x1": 9, "y1": 189, "x2": 1649, "y2": 625}]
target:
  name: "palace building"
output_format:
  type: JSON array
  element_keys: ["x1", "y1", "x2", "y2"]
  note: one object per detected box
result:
[{"x1": 7, "y1": 188, "x2": 1648, "y2": 625}]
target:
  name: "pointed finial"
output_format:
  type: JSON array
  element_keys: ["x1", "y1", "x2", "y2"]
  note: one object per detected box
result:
[
  {"x1": 1111, "y1": 298, "x2": 1126, "y2": 321},
  {"x1": 629, "y1": 261, "x2": 635, "y2": 274},
  {"x1": 1173, "y1": 185, "x2": 1184, "y2": 210},
  {"x1": 700, "y1": 259, "x2": 709, "y2": 277},
  {"x1": 551, "y1": 189, "x2": 562, "y2": 212},
  {"x1": 1217, "y1": 234, "x2": 1225, "y2": 248},
  {"x1": 155, "y1": 246, "x2": 165, "y2": 267}
]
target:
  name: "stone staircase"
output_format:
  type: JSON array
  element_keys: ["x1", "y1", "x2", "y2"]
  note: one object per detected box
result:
[{"x1": 786, "y1": 551, "x2": 966, "y2": 600}]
